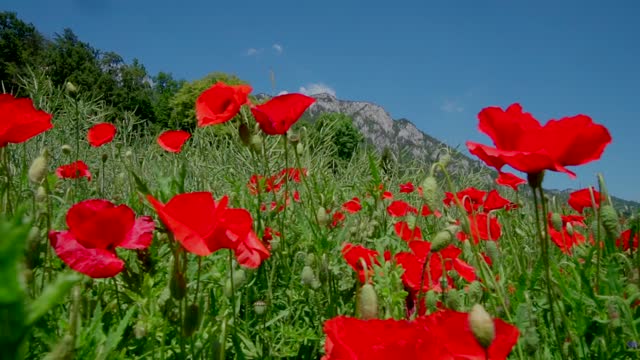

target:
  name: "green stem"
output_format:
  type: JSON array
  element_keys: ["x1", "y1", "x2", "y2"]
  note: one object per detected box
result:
[{"x1": 532, "y1": 186, "x2": 565, "y2": 359}]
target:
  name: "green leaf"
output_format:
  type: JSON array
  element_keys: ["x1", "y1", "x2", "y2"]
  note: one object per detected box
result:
[{"x1": 26, "y1": 272, "x2": 82, "y2": 326}]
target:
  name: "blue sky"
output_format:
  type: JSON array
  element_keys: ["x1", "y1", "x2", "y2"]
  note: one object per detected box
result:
[{"x1": 6, "y1": 0, "x2": 640, "y2": 201}]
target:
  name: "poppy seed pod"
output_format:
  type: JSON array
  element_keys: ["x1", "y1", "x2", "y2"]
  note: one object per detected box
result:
[
  {"x1": 469, "y1": 304, "x2": 496, "y2": 348},
  {"x1": 358, "y1": 283, "x2": 378, "y2": 320},
  {"x1": 550, "y1": 213, "x2": 563, "y2": 232}
]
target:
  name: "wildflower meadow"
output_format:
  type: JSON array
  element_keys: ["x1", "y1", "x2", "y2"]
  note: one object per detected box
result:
[{"x1": 1, "y1": 70, "x2": 639, "y2": 360}]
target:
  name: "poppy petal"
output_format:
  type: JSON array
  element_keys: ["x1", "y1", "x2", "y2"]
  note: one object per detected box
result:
[
  {"x1": 87, "y1": 123, "x2": 117, "y2": 147},
  {"x1": 157, "y1": 130, "x2": 191, "y2": 153},
  {"x1": 119, "y1": 216, "x2": 155, "y2": 249},
  {"x1": 49, "y1": 230, "x2": 124, "y2": 278}
]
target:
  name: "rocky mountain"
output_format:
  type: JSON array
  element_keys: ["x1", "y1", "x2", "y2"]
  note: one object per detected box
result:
[
  {"x1": 305, "y1": 93, "x2": 492, "y2": 181},
  {"x1": 301, "y1": 92, "x2": 639, "y2": 212}
]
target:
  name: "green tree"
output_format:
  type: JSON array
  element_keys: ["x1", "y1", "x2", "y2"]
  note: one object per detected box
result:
[
  {"x1": 313, "y1": 113, "x2": 364, "y2": 161},
  {"x1": 44, "y1": 28, "x2": 102, "y2": 91},
  {"x1": 151, "y1": 71, "x2": 184, "y2": 128},
  {"x1": 0, "y1": 11, "x2": 47, "y2": 92}
]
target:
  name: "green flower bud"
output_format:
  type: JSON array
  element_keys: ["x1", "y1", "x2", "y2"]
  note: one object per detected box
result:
[
  {"x1": 170, "y1": 271, "x2": 187, "y2": 300},
  {"x1": 469, "y1": 304, "x2": 496, "y2": 348},
  {"x1": 316, "y1": 207, "x2": 330, "y2": 226},
  {"x1": 467, "y1": 281, "x2": 484, "y2": 304},
  {"x1": 445, "y1": 289, "x2": 461, "y2": 310},
  {"x1": 485, "y1": 241, "x2": 500, "y2": 266},
  {"x1": 550, "y1": 213, "x2": 563, "y2": 232},
  {"x1": 565, "y1": 222, "x2": 574, "y2": 237},
  {"x1": 426, "y1": 290, "x2": 438, "y2": 312},
  {"x1": 600, "y1": 205, "x2": 619, "y2": 238},
  {"x1": 358, "y1": 283, "x2": 378, "y2": 320},
  {"x1": 238, "y1": 123, "x2": 251, "y2": 146},
  {"x1": 65, "y1": 81, "x2": 77, "y2": 93},
  {"x1": 35, "y1": 186, "x2": 47, "y2": 203},
  {"x1": 431, "y1": 228, "x2": 454, "y2": 252},
  {"x1": 28, "y1": 150, "x2": 48, "y2": 184},
  {"x1": 250, "y1": 134, "x2": 263, "y2": 152},
  {"x1": 183, "y1": 303, "x2": 201, "y2": 337},
  {"x1": 296, "y1": 142, "x2": 304, "y2": 155},
  {"x1": 301, "y1": 265, "x2": 316, "y2": 287},
  {"x1": 253, "y1": 300, "x2": 267, "y2": 315}
]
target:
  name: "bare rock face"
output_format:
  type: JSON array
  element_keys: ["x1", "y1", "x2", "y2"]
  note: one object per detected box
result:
[{"x1": 305, "y1": 93, "x2": 487, "y2": 176}]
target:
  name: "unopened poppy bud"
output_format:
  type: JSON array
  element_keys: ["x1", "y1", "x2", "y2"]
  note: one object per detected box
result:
[
  {"x1": 421, "y1": 176, "x2": 438, "y2": 205},
  {"x1": 316, "y1": 207, "x2": 329, "y2": 226},
  {"x1": 469, "y1": 304, "x2": 496, "y2": 348},
  {"x1": 35, "y1": 186, "x2": 47, "y2": 203},
  {"x1": 238, "y1": 123, "x2": 251, "y2": 146},
  {"x1": 438, "y1": 153, "x2": 451, "y2": 168},
  {"x1": 28, "y1": 150, "x2": 48, "y2": 184},
  {"x1": 134, "y1": 320, "x2": 148, "y2": 339},
  {"x1": 61, "y1": 144, "x2": 72, "y2": 155},
  {"x1": 101, "y1": 153, "x2": 108, "y2": 163},
  {"x1": 183, "y1": 303, "x2": 201, "y2": 337},
  {"x1": 305, "y1": 253, "x2": 316, "y2": 266},
  {"x1": 523, "y1": 326, "x2": 539, "y2": 355},
  {"x1": 600, "y1": 205, "x2": 619, "y2": 238},
  {"x1": 301, "y1": 265, "x2": 316, "y2": 286},
  {"x1": 253, "y1": 300, "x2": 267, "y2": 315},
  {"x1": 124, "y1": 150, "x2": 133, "y2": 160},
  {"x1": 445, "y1": 289, "x2": 460, "y2": 310},
  {"x1": 485, "y1": 241, "x2": 500, "y2": 266},
  {"x1": 426, "y1": 290, "x2": 438, "y2": 311},
  {"x1": 550, "y1": 213, "x2": 563, "y2": 232},
  {"x1": 65, "y1": 81, "x2": 77, "y2": 93},
  {"x1": 296, "y1": 142, "x2": 304, "y2": 155},
  {"x1": 358, "y1": 283, "x2": 378, "y2": 320},
  {"x1": 467, "y1": 281, "x2": 483, "y2": 304},
  {"x1": 250, "y1": 134, "x2": 263, "y2": 152},
  {"x1": 406, "y1": 215, "x2": 417, "y2": 229},
  {"x1": 224, "y1": 269, "x2": 247, "y2": 297},
  {"x1": 565, "y1": 222, "x2": 574, "y2": 236},
  {"x1": 431, "y1": 228, "x2": 454, "y2": 252},
  {"x1": 170, "y1": 271, "x2": 187, "y2": 300},
  {"x1": 318, "y1": 255, "x2": 329, "y2": 284}
]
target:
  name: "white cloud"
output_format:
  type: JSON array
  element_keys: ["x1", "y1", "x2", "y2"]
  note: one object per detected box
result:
[
  {"x1": 299, "y1": 83, "x2": 336, "y2": 97},
  {"x1": 440, "y1": 100, "x2": 464, "y2": 113},
  {"x1": 246, "y1": 48, "x2": 261, "y2": 56},
  {"x1": 272, "y1": 43, "x2": 283, "y2": 54},
  {"x1": 277, "y1": 90, "x2": 289, "y2": 96}
]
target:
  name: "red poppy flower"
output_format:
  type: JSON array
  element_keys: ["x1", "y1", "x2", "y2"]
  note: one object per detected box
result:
[
  {"x1": 48, "y1": 199, "x2": 154, "y2": 278},
  {"x1": 331, "y1": 211, "x2": 346, "y2": 228},
  {"x1": 568, "y1": 187, "x2": 601, "y2": 213},
  {"x1": 443, "y1": 187, "x2": 487, "y2": 213},
  {"x1": 147, "y1": 192, "x2": 269, "y2": 268},
  {"x1": 458, "y1": 213, "x2": 502, "y2": 243},
  {"x1": 399, "y1": 182, "x2": 415, "y2": 193},
  {"x1": 342, "y1": 243, "x2": 380, "y2": 283},
  {"x1": 250, "y1": 93, "x2": 315, "y2": 135},
  {"x1": 466, "y1": 103, "x2": 612, "y2": 178},
  {"x1": 387, "y1": 200, "x2": 418, "y2": 217},
  {"x1": 0, "y1": 94, "x2": 53, "y2": 147},
  {"x1": 322, "y1": 316, "x2": 442, "y2": 360},
  {"x1": 195, "y1": 82, "x2": 252, "y2": 127},
  {"x1": 56, "y1": 160, "x2": 92, "y2": 181},
  {"x1": 87, "y1": 123, "x2": 116, "y2": 147},
  {"x1": 483, "y1": 190, "x2": 517, "y2": 212},
  {"x1": 495, "y1": 172, "x2": 526, "y2": 191},
  {"x1": 382, "y1": 191, "x2": 393, "y2": 200},
  {"x1": 394, "y1": 222, "x2": 423, "y2": 242},
  {"x1": 157, "y1": 130, "x2": 191, "y2": 153},
  {"x1": 548, "y1": 223, "x2": 585, "y2": 254},
  {"x1": 342, "y1": 197, "x2": 362, "y2": 214},
  {"x1": 617, "y1": 229, "x2": 639, "y2": 251}
]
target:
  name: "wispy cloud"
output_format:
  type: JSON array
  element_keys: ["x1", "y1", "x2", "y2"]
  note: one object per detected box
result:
[
  {"x1": 272, "y1": 43, "x2": 283, "y2": 54},
  {"x1": 246, "y1": 48, "x2": 262, "y2": 56},
  {"x1": 299, "y1": 83, "x2": 336, "y2": 97},
  {"x1": 277, "y1": 90, "x2": 289, "y2": 96},
  {"x1": 440, "y1": 99, "x2": 464, "y2": 113}
]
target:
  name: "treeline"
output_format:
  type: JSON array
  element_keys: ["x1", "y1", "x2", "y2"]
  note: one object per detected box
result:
[{"x1": 0, "y1": 11, "x2": 239, "y2": 130}]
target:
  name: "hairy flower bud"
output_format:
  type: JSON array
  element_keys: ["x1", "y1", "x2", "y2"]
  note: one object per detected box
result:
[
  {"x1": 316, "y1": 207, "x2": 329, "y2": 226},
  {"x1": 238, "y1": 123, "x2": 251, "y2": 146},
  {"x1": 358, "y1": 283, "x2": 378, "y2": 320},
  {"x1": 600, "y1": 205, "x2": 619, "y2": 238},
  {"x1": 550, "y1": 213, "x2": 563, "y2": 232},
  {"x1": 301, "y1": 265, "x2": 316, "y2": 287},
  {"x1": 421, "y1": 176, "x2": 438, "y2": 205},
  {"x1": 467, "y1": 281, "x2": 483, "y2": 304},
  {"x1": 183, "y1": 303, "x2": 201, "y2": 337},
  {"x1": 469, "y1": 304, "x2": 496, "y2": 348},
  {"x1": 431, "y1": 227, "x2": 455, "y2": 252},
  {"x1": 296, "y1": 142, "x2": 304, "y2": 155},
  {"x1": 35, "y1": 186, "x2": 47, "y2": 203},
  {"x1": 28, "y1": 149, "x2": 48, "y2": 184}
]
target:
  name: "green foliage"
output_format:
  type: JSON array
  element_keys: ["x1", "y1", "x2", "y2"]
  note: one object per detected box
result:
[
  {"x1": 312, "y1": 113, "x2": 363, "y2": 162},
  {"x1": 0, "y1": 12, "x2": 46, "y2": 92}
]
